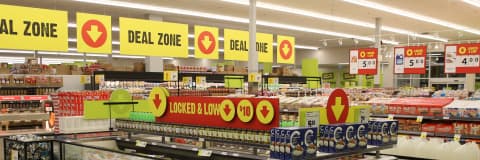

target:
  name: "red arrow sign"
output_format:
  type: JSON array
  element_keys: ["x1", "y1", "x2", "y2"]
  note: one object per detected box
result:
[
  {"x1": 153, "y1": 94, "x2": 161, "y2": 109},
  {"x1": 81, "y1": 19, "x2": 107, "y2": 48},
  {"x1": 279, "y1": 40, "x2": 293, "y2": 60},
  {"x1": 260, "y1": 105, "x2": 269, "y2": 117},
  {"x1": 198, "y1": 31, "x2": 216, "y2": 54},
  {"x1": 326, "y1": 89, "x2": 349, "y2": 124},
  {"x1": 224, "y1": 104, "x2": 231, "y2": 115}
]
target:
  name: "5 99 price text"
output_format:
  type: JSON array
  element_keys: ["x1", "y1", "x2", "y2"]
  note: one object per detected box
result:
[{"x1": 358, "y1": 59, "x2": 376, "y2": 69}]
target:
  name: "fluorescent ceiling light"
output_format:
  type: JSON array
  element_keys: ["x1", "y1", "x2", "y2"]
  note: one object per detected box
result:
[
  {"x1": 222, "y1": 0, "x2": 447, "y2": 42},
  {"x1": 38, "y1": 51, "x2": 83, "y2": 56},
  {"x1": 187, "y1": 55, "x2": 195, "y2": 58},
  {"x1": 68, "y1": 23, "x2": 119, "y2": 31},
  {"x1": 112, "y1": 55, "x2": 145, "y2": 59},
  {"x1": 0, "y1": 50, "x2": 34, "y2": 54},
  {"x1": 87, "y1": 54, "x2": 109, "y2": 57},
  {"x1": 162, "y1": 57, "x2": 174, "y2": 60},
  {"x1": 72, "y1": 0, "x2": 399, "y2": 45},
  {"x1": 338, "y1": 62, "x2": 349, "y2": 65},
  {"x1": 344, "y1": 0, "x2": 480, "y2": 35},
  {"x1": 463, "y1": 0, "x2": 480, "y2": 7}
]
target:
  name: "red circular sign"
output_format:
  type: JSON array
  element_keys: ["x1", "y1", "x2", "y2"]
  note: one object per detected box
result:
[
  {"x1": 197, "y1": 31, "x2": 216, "y2": 54},
  {"x1": 81, "y1": 19, "x2": 107, "y2": 48},
  {"x1": 326, "y1": 89, "x2": 349, "y2": 124},
  {"x1": 279, "y1": 40, "x2": 293, "y2": 60}
]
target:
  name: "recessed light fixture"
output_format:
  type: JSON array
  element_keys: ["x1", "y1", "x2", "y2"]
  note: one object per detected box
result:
[
  {"x1": 73, "y1": 0, "x2": 399, "y2": 45},
  {"x1": 338, "y1": 39, "x2": 343, "y2": 46},
  {"x1": 462, "y1": 0, "x2": 480, "y2": 8},
  {"x1": 344, "y1": 0, "x2": 480, "y2": 35},
  {"x1": 222, "y1": 0, "x2": 447, "y2": 42}
]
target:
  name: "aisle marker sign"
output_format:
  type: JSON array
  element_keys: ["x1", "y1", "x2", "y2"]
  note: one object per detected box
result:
[
  {"x1": 257, "y1": 33, "x2": 273, "y2": 63},
  {"x1": 76, "y1": 12, "x2": 111, "y2": 54},
  {"x1": 195, "y1": 25, "x2": 218, "y2": 59},
  {"x1": 394, "y1": 46, "x2": 426, "y2": 74},
  {"x1": 0, "y1": 4, "x2": 68, "y2": 52},
  {"x1": 224, "y1": 29, "x2": 249, "y2": 61},
  {"x1": 444, "y1": 43, "x2": 480, "y2": 73},
  {"x1": 224, "y1": 29, "x2": 274, "y2": 62},
  {"x1": 277, "y1": 35, "x2": 295, "y2": 64},
  {"x1": 349, "y1": 48, "x2": 378, "y2": 75},
  {"x1": 119, "y1": 17, "x2": 188, "y2": 57}
]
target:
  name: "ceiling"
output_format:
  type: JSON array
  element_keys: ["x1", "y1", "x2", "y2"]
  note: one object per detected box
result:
[{"x1": 1, "y1": 0, "x2": 480, "y2": 49}]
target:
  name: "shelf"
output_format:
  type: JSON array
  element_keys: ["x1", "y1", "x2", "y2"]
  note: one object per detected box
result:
[
  {"x1": 279, "y1": 108, "x2": 298, "y2": 113},
  {"x1": 0, "y1": 86, "x2": 61, "y2": 89},
  {"x1": 117, "y1": 128, "x2": 269, "y2": 149},
  {"x1": 315, "y1": 144, "x2": 395, "y2": 159},
  {"x1": 0, "y1": 112, "x2": 49, "y2": 121},
  {"x1": 398, "y1": 130, "x2": 480, "y2": 140},
  {"x1": 115, "y1": 137, "x2": 265, "y2": 160},
  {"x1": 94, "y1": 71, "x2": 165, "y2": 82},
  {"x1": 262, "y1": 75, "x2": 321, "y2": 84},
  {"x1": 371, "y1": 114, "x2": 480, "y2": 122},
  {"x1": 0, "y1": 129, "x2": 53, "y2": 137}
]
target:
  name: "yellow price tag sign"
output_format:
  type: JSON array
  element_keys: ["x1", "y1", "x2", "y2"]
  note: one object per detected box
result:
[
  {"x1": 219, "y1": 99, "x2": 235, "y2": 122},
  {"x1": 182, "y1": 77, "x2": 192, "y2": 84},
  {"x1": 256, "y1": 100, "x2": 275, "y2": 124},
  {"x1": 420, "y1": 132, "x2": 428, "y2": 139},
  {"x1": 248, "y1": 72, "x2": 261, "y2": 82},
  {"x1": 237, "y1": 99, "x2": 254, "y2": 123},
  {"x1": 416, "y1": 116, "x2": 423, "y2": 123},
  {"x1": 454, "y1": 134, "x2": 461, "y2": 142},
  {"x1": 387, "y1": 114, "x2": 394, "y2": 120}
]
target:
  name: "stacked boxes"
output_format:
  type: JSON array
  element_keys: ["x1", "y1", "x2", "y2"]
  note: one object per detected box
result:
[
  {"x1": 270, "y1": 127, "x2": 317, "y2": 160},
  {"x1": 318, "y1": 123, "x2": 368, "y2": 153},
  {"x1": 367, "y1": 119, "x2": 398, "y2": 146}
]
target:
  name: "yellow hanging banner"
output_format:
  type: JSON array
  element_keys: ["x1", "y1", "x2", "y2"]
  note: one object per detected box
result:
[
  {"x1": 224, "y1": 29, "x2": 249, "y2": 61},
  {"x1": 277, "y1": 35, "x2": 295, "y2": 64},
  {"x1": 256, "y1": 33, "x2": 273, "y2": 63},
  {"x1": 76, "y1": 12, "x2": 112, "y2": 54},
  {"x1": 119, "y1": 17, "x2": 188, "y2": 57},
  {"x1": 224, "y1": 29, "x2": 274, "y2": 62},
  {"x1": 194, "y1": 25, "x2": 218, "y2": 59},
  {"x1": 0, "y1": 4, "x2": 68, "y2": 52}
]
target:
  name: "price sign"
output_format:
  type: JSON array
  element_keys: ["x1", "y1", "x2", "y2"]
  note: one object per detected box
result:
[
  {"x1": 349, "y1": 48, "x2": 378, "y2": 75},
  {"x1": 198, "y1": 149, "x2": 213, "y2": 157},
  {"x1": 454, "y1": 134, "x2": 461, "y2": 142},
  {"x1": 267, "y1": 77, "x2": 279, "y2": 84},
  {"x1": 237, "y1": 99, "x2": 254, "y2": 123},
  {"x1": 387, "y1": 114, "x2": 394, "y2": 120},
  {"x1": 163, "y1": 71, "x2": 178, "y2": 81},
  {"x1": 248, "y1": 72, "x2": 261, "y2": 82},
  {"x1": 305, "y1": 111, "x2": 320, "y2": 128},
  {"x1": 445, "y1": 43, "x2": 480, "y2": 73},
  {"x1": 135, "y1": 140, "x2": 147, "y2": 147},
  {"x1": 420, "y1": 132, "x2": 428, "y2": 139},
  {"x1": 394, "y1": 46, "x2": 426, "y2": 74},
  {"x1": 416, "y1": 116, "x2": 423, "y2": 123}
]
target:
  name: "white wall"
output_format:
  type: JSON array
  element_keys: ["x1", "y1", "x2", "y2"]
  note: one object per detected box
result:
[{"x1": 296, "y1": 47, "x2": 350, "y2": 65}]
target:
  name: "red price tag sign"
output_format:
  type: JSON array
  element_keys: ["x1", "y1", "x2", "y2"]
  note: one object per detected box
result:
[
  {"x1": 445, "y1": 43, "x2": 480, "y2": 73},
  {"x1": 349, "y1": 48, "x2": 378, "y2": 75},
  {"x1": 394, "y1": 46, "x2": 426, "y2": 74}
]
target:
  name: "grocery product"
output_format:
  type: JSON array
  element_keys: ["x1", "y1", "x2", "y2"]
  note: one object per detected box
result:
[
  {"x1": 443, "y1": 100, "x2": 480, "y2": 119},
  {"x1": 368, "y1": 119, "x2": 398, "y2": 146},
  {"x1": 269, "y1": 127, "x2": 317, "y2": 160}
]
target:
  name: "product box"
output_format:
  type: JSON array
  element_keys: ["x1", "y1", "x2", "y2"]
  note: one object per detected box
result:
[
  {"x1": 270, "y1": 128, "x2": 278, "y2": 159},
  {"x1": 369, "y1": 120, "x2": 398, "y2": 145},
  {"x1": 318, "y1": 125, "x2": 328, "y2": 152},
  {"x1": 357, "y1": 123, "x2": 368, "y2": 149},
  {"x1": 270, "y1": 127, "x2": 317, "y2": 160},
  {"x1": 367, "y1": 121, "x2": 377, "y2": 145},
  {"x1": 345, "y1": 124, "x2": 358, "y2": 151},
  {"x1": 303, "y1": 127, "x2": 317, "y2": 159},
  {"x1": 327, "y1": 124, "x2": 347, "y2": 153}
]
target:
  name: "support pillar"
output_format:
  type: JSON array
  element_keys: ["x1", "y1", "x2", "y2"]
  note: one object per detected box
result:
[{"x1": 247, "y1": 0, "x2": 258, "y2": 94}]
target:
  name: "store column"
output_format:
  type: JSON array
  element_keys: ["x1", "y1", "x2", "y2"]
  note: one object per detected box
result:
[
  {"x1": 374, "y1": 17, "x2": 382, "y2": 87},
  {"x1": 466, "y1": 74, "x2": 476, "y2": 91},
  {"x1": 247, "y1": 0, "x2": 259, "y2": 94},
  {"x1": 145, "y1": 15, "x2": 164, "y2": 72}
]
